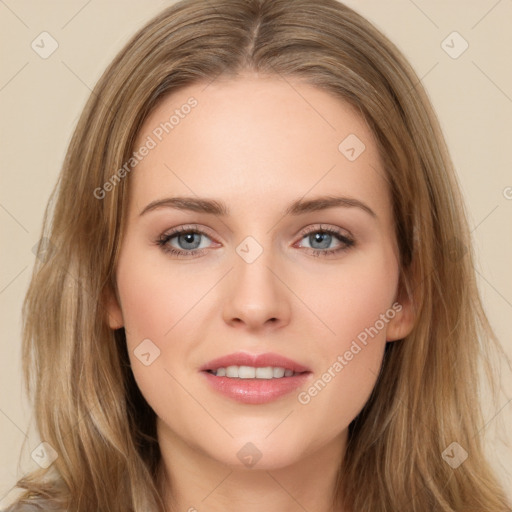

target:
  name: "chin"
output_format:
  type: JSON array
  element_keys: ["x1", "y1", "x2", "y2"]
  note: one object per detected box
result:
[{"x1": 208, "y1": 436, "x2": 307, "y2": 471}]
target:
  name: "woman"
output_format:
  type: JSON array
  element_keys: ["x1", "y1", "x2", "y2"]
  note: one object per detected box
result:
[{"x1": 5, "y1": 0, "x2": 511, "y2": 510}]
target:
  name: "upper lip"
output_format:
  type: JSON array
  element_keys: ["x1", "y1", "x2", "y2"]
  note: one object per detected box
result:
[{"x1": 200, "y1": 352, "x2": 311, "y2": 373}]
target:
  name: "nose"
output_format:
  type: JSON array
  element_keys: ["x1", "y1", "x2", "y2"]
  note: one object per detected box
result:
[{"x1": 222, "y1": 246, "x2": 291, "y2": 332}]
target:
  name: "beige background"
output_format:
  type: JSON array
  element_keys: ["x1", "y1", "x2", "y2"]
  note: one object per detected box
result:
[{"x1": 1, "y1": 0, "x2": 511, "y2": 506}]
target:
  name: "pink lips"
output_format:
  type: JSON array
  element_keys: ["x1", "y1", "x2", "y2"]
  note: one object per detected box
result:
[
  {"x1": 199, "y1": 352, "x2": 312, "y2": 405},
  {"x1": 200, "y1": 352, "x2": 311, "y2": 373}
]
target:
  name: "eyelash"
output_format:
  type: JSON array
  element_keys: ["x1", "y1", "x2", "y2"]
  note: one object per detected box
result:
[{"x1": 155, "y1": 224, "x2": 355, "y2": 259}]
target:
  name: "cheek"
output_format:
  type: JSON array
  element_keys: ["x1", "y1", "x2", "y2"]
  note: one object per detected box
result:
[
  {"x1": 115, "y1": 247, "x2": 201, "y2": 427},
  {"x1": 292, "y1": 249, "x2": 398, "y2": 435},
  {"x1": 113, "y1": 236, "x2": 224, "y2": 389},
  {"x1": 302, "y1": 246, "x2": 399, "y2": 351},
  {"x1": 115, "y1": 242, "x2": 200, "y2": 344}
]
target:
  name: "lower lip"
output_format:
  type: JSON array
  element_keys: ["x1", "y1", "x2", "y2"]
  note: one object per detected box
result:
[{"x1": 201, "y1": 371, "x2": 312, "y2": 404}]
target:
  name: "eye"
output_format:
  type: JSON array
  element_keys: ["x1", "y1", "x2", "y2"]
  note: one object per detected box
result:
[
  {"x1": 156, "y1": 225, "x2": 217, "y2": 258},
  {"x1": 156, "y1": 224, "x2": 355, "y2": 259},
  {"x1": 296, "y1": 225, "x2": 355, "y2": 257}
]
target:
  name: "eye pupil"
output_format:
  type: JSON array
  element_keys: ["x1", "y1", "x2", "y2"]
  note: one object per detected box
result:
[
  {"x1": 310, "y1": 232, "x2": 332, "y2": 249},
  {"x1": 179, "y1": 233, "x2": 201, "y2": 249}
]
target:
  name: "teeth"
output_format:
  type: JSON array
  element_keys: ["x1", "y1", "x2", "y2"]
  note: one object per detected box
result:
[
  {"x1": 272, "y1": 367, "x2": 285, "y2": 378},
  {"x1": 210, "y1": 365, "x2": 299, "y2": 379},
  {"x1": 226, "y1": 365, "x2": 239, "y2": 378},
  {"x1": 238, "y1": 366, "x2": 255, "y2": 379}
]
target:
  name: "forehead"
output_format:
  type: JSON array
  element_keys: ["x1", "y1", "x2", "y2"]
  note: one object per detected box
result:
[{"x1": 129, "y1": 73, "x2": 390, "y2": 222}]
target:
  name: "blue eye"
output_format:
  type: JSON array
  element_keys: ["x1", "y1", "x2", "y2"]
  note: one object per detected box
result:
[
  {"x1": 156, "y1": 224, "x2": 355, "y2": 258},
  {"x1": 297, "y1": 226, "x2": 355, "y2": 257},
  {"x1": 157, "y1": 226, "x2": 213, "y2": 258}
]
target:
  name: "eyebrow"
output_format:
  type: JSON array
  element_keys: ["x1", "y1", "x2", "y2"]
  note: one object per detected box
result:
[{"x1": 139, "y1": 195, "x2": 377, "y2": 218}]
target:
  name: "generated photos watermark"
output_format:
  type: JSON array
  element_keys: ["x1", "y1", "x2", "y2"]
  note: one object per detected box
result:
[
  {"x1": 93, "y1": 96, "x2": 198, "y2": 200},
  {"x1": 297, "y1": 301, "x2": 402, "y2": 405}
]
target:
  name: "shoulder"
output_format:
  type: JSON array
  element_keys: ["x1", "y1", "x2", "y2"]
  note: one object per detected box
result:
[
  {"x1": 2, "y1": 504, "x2": 43, "y2": 512},
  {"x1": 2, "y1": 505, "x2": 42, "y2": 512}
]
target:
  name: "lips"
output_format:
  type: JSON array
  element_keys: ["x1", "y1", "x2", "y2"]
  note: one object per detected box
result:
[
  {"x1": 199, "y1": 352, "x2": 312, "y2": 405},
  {"x1": 200, "y1": 352, "x2": 311, "y2": 373}
]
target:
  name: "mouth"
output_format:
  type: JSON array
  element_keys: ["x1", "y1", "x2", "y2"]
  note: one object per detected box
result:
[{"x1": 200, "y1": 352, "x2": 312, "y2": 404}]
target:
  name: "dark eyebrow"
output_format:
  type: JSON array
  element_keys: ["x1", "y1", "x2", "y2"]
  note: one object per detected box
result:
[
  {"x1": 139, "y1": 195, "x2": 376, "y2": 218},
  {"x1": 139, "y1": 196, "x2": 228, "y2": 216}
]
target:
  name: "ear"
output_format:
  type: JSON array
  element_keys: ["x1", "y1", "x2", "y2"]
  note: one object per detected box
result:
[
  {"x1": 386, "y1": 276, "x2": 416, "y2": 342},
  {"x1": 103, "y1": 283, "x2": 124, "y2": 330}
]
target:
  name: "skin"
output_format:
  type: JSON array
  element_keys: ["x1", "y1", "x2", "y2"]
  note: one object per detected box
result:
[{"x1": 107, "y1": 71, "x2": 415, "y2": 512}]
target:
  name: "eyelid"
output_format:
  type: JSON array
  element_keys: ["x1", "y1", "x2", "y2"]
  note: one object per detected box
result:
[
  {"x1": 297, "y1": 223, "x2": 353, "y2": 240},
  {"x1": 160, "y1": 223, "x2": 218, "y2": 240}
]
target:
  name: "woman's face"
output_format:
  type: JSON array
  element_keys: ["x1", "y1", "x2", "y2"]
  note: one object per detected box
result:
[{"x1": 107, "y1": 73, "x2": 414, "y2": 470}]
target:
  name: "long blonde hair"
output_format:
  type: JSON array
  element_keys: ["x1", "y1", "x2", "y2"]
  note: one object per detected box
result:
[{"x1": 8, "y1": 0, "x2": 511, "y2": 510}]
